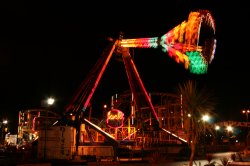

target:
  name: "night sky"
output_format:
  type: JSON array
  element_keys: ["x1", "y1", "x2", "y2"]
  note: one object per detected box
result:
[{"x1": 0, "y1": 1, "x2": 249, "y2": 133}]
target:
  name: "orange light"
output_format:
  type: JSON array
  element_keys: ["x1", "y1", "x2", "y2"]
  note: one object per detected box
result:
[{"x1": 106, "y1": 109, "x2": 124, "y2": 128}]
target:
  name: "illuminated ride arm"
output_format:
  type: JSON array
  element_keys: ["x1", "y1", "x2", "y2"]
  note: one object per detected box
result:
[{"x1": 120, "y1": 10, "x2": 216, "y2": 74}]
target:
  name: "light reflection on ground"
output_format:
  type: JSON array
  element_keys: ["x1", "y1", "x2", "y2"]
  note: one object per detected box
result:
[{"x1": 114, "y1": 152, "x2": 250, "y2": 166}]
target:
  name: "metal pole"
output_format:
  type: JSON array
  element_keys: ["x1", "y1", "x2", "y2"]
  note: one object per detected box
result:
[
  {"x1": 0, "y1": 123, "x2": 2, "y2": 144},
  {"x1": 242, "y1": 109, "x2": 250, "y2": 147},
  {"x1": 44, "y1": 109, "x2": 48, "y2": 160},
  {"x1": 247, "y1": 111, "x2": 249, "y2": 136},
  {"x1": 203, "y1": 121, "x2": 206, "y2": 154}
]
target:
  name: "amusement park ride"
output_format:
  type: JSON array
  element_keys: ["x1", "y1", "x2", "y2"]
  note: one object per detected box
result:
[{"x1": 18, "y1": 9, "x2": 217, "y2": 160}]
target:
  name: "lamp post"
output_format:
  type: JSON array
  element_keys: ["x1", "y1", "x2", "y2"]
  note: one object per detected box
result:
[
  {"x1": 226, "y1": 126, "x2": 233, "y2": 143},
  {"x1": 215, "y1": 125, "x2": 220, "y2": 144},
  {"x1": 242, "y1": 109, "x2": 250, "y2": 124},
  {"x1": 202, "y1": 115, "x2": 210, "y2": 154},
  {"x1": 242, "y1": 109, "x2": 250, "y2": 146},
  {"x1": 0, "y1": 120, "x2": 8, "y2": 145},
  {"x1": 44, "y1": 97, "x2": 55, "y2": 160},
  {"x1": 202, "y1": 115, "x2": 210, "y2": 137},
  {"x1": 103, "y1": 104, "x2": 107, "y2": 119}
]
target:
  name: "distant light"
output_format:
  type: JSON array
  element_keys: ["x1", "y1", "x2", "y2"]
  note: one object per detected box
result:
[
  {"x1": 215, "y1": 125, "x2": 220, "y2": 130},
  {"x1": 47, "y1": 97, "x2": 55, "y2": 105},
  {"x1": 227, "y1": 126, "x2": 233, "y2": 132},
  {"x1": 242, "y1": 110, "x2": 250, "y2": 114},
  {"x1": 3, "y1": 120, "x2": 8, "y2": 124},
  {"x1": 188, "y1": 113, "x2": 191, "y2": 117},
  {"x1": 202, "y1": 115, "x2": 210, "y2": 122}
]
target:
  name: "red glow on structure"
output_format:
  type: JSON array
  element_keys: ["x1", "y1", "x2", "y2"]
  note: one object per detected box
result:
[{"x1": 106, "y1": 109, "x2": 124, "y2": 128}]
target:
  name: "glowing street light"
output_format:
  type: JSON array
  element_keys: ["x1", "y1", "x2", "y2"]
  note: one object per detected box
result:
[
  {"x1": 242, "y1": 109, "x2": 250, "y2": 134},
  {"x1": 2, "y1": 120, "x2": 8, "y2": 125},
  {"x1": 202, "y1": 115, "x2": 210, "y2": 147},
  {"x1": 215, "y1": 125, "x2": 220, "y2": 143},
  {"x1": 242, "y1": 109, "x2": 250, "y2": 122},
  {"x1": 227, "y1": 126, "x2": 233, "y2": 132},
  {"x1": 47, "y1": 97, "x2": 55, "y2": 106},
  {"x1": 103, "y1": 104, "x2": 108, "y2": 118},
  {"x1": 44, "y1": 97, "x2": 55, "y2": 160},
  {"x1": 215, "y1": 125, "x2": 220, "y2": 131},
  {"x1": 0, "y1": 120, "x2": 8, "y2": 144},
  {"x1": 202, "y1": 115, "x2": 210, "y2": 122}
]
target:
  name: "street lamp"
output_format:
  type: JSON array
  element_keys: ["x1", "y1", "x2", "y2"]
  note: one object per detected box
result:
[
  {"x1": 44, "y1": 97, "x2": 55, "y2": 160},
  {"x1": 227, "y1": 126, "x2": 233, "y2": 132},
  {"x1": 202, "y1": 115, "x2": 210, "y2": 150},
  {"x1": 215, "y1": 125, "x2": 220, "y2": 144},
  {"x1": 242, "y1": 109, "x2": 250, "y2": 146},
  {"x1": 242, "y1": 109, "x2": 250, "y2": 123},
  {"x1": 202, "y1": 115, "x2": 210, "y2": 122},
  {"x1": 103, "y1": 104, "x2": 107, "y2": 118},
  {"x1": 0, "y1": 120, "x2": 8, "y2": 145},
  {"x1": 242, "y1": 109, "x2": 250, "y2": 130},
  {"x1": 47, "y1": 97, "x2": 55, "y2": 106},
  {"x1": 2, "y1": 120, "x2": 8, "y2": 125},
  {"x1": 202, "y1": 115, "x2": 210, "y2": 135}
]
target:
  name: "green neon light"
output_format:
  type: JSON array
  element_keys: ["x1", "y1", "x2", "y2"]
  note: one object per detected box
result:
[{"x1": 186, "y1": 51, "x2": 208, "y2": 74}]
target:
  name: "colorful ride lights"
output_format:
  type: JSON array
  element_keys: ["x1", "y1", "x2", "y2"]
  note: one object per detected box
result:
[{"x1": 120, "y1": 10, "x2": 216, "y2": 74}]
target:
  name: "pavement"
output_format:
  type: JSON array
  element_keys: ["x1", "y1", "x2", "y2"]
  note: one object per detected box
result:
[{"x1": 2, "y1": 151, "x2": 250, "y2": 166}]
